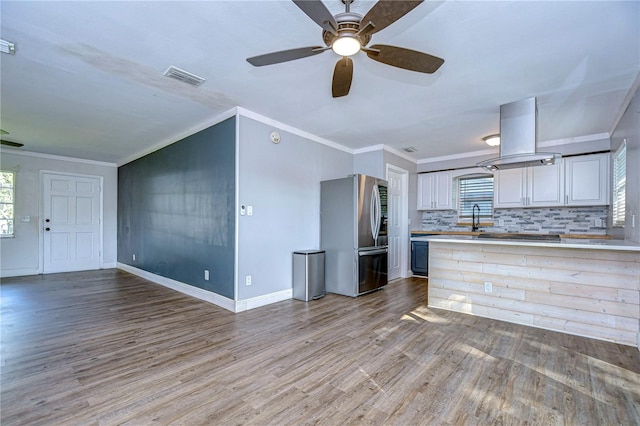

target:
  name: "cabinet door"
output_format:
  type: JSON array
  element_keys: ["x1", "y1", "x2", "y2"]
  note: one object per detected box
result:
[
  {"x1": 565, "y1": 153, "x2": 610, "y2": 206},
  {"x1": 433, "y1": 171, "x2": 453, "y2": 210},
  {"x1": 417, "y1": 174, "x2": 434, "y2": 210},
  {"x1": 411, "y1": 242, "x2": 429, "y2": 276},
  {"x1": 528, "y1": 161, "x2": 564, "y2": 207},
  {"x1": 494, "y1": 168, "x2": 526, "y2": 208},
  {"x1": 417, "y1": 172, "x2": 453, "y2": 210}
]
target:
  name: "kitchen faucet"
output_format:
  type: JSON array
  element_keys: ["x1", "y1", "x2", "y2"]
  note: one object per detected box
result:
[{"x1": 472, "y1": 204, "x2": 480, "y2": 232}]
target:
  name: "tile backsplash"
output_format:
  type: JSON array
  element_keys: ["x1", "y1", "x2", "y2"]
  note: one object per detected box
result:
[{"x1": 421, "y1": 206, "x2": 608, "y2": 235}]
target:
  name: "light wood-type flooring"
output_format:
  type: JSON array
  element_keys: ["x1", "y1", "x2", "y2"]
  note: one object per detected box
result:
[{"x1": 1, "y1": 269, "x2": 639, "y2": 425}]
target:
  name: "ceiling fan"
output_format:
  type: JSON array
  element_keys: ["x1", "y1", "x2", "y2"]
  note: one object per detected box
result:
[
  {"x1": 246, "y1": 0, "x2": 444, "y2": 98},
  {"x1": 0, "y1": 129, "x2": 23, "y2": 147}
]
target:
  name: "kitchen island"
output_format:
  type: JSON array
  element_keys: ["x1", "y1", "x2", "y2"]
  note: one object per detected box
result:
[{"x1": 421, "y1": 235, "x2": 640, "y2": 347}]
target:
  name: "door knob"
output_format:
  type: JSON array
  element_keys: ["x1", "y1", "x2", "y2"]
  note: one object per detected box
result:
[{"x1": 45, "y1": 227, "x2": 50, "y2": 231}]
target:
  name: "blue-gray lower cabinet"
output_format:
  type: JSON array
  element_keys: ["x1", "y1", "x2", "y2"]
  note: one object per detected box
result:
[{"x1": 411, "y1": 241, "x2": 429, "y2": 276}]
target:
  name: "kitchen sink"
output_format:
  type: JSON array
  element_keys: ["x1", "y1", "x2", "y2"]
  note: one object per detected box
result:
[{"x1": 476, "y1": 233, "x2": 561, "y2": 242}]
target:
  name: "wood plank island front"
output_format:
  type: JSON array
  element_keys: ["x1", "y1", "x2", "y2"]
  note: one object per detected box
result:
[{"x1": 423, "y1": 236, "x2": 640, "y2": 347}]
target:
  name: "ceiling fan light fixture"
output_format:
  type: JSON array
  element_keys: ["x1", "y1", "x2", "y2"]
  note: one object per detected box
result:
[
  {"x1": 483, "y1": 134, "x2": 501, "y2": 147},
  {"x1": 332, "y1": 35, "x2": 361, "y2": 57}
]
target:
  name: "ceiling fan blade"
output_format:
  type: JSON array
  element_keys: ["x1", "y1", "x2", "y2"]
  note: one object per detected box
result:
[
  {"x1": 292, "y1": 0, "x2": 338, "y2": 34},
  {"x1": 247, "y1": 46, "x2": 325, "y2": 67},
  {"x1": 360, "y1": 1, "x2": 423, "y2": 35},
  {"x1": 332, "y1": 57, "x2": 353, "y2": 98},
  {"x1": 366, "y1": 44, "x2": 444, "y2": 73},
  {"x1": 0, "y1": 140, "x2": 24, "y2": 148}
]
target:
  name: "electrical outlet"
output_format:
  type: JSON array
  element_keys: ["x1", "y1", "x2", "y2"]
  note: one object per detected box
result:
[
  {"x1": 204, "y1": 270, "x2": 209, "y2": 281},
  {"x1": 484, "y1": 281, "x2": 493, "y2": 293},
  {"x1": 133, "y1": 254, "x2": 136, "y2": 261},
  {"x1": 247, "y1": 205, "x2": 253, "y2": 216},
  {"x1": 245, "y1": 275, "x2": 252, "y2": 286}
]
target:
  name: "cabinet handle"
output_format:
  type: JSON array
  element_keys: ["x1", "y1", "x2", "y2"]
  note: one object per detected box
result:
[{"x1": 565, "y1": 195, "x2": 568, "y2": 204}]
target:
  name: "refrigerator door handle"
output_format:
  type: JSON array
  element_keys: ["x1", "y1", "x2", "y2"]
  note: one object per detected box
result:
[
  {"x1": 359, "y1": 248, "x2": 388, "y2": 256},
  {"x1": 370, "y1": 184, "x2": 381, "y2": 244}
]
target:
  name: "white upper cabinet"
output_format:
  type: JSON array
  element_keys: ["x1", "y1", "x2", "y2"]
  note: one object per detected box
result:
[
  {"x1": 493, "y1": 168, "x2": 527, "y2": 208},
  {"x1": 529, "y1": 161, "x2": 565, "y2": 206},
  {"x1": 494, "y1": 163, "x2": 564, "y2": 208},
  {"x1": 493, "y1": 153, "x2": 609, "y2": 209},
  {"x1": 565, "y1": 153, "x2": 610, "y2": 206},
  {"x1": 417, "y1": 171, "x2": 453, "y2": 210}
]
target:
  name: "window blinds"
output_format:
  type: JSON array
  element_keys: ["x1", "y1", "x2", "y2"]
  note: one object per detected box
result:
[
  {"x1": 612, "y1": 141, "x2": 626, "y2": 227},
  {"x1": 458, "y1": 176, "x2": 494, "y2": 218}
]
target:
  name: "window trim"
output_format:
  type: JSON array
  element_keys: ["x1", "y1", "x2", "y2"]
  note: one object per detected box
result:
[
  {"x1": 612, "y1": 141, "x2": 626, "y2": 228},
  {"x1": 0, "y1": 170, "x2": 15, "y2": 238},
  {"x1": 457, "y1": 173, "x2": 494, "y2": 222}
]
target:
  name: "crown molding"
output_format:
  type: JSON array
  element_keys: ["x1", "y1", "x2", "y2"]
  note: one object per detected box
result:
[
  {"x1": 0, "y1": 147, "x2": 117, "y2": 167},
  {"x1": 236, "y1": 107, "x2": 352, "y2": 154}
]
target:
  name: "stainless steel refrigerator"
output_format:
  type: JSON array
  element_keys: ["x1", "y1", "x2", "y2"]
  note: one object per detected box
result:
[{"x1": 320, "y1": 174, "x2": 388, "y2": 297}]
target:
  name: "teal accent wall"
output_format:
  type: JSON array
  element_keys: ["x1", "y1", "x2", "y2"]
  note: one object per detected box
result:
[{"x1": 118, "y1": 117, "x2": 236, "y2": 298}]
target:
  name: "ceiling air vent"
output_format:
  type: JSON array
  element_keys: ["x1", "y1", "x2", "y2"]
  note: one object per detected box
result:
[{"x1": 163, "y1": 66, "x2": 206, "y2": 87}]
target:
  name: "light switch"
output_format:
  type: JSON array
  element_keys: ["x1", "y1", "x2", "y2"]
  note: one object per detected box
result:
[
  {"x1": 247, "y1": 205, "x2": 253, "y2": 216},
  {"x1": 21, "y1": 216, "x2": 31, "y2": 222}
]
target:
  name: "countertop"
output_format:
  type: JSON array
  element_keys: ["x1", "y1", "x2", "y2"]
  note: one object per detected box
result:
[
  {"x1": 411, "y1": 230, "x2": 611, "y2": 239},
  {"x1": 413, "y1": 234, "x2": 640, "y2": 252}
]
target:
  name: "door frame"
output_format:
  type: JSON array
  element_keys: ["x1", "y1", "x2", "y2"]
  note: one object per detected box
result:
[
  {"x1": 386, "y1": 164, "x2": 409, "y2": 279},
  {"x1": 39, "y1": 170, "x2": 104, "y2": 274}
]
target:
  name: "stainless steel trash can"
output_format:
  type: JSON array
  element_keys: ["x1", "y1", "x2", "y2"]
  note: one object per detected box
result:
[{"x1": 292, "y1": 250, "x2": 325, "y2": 301}]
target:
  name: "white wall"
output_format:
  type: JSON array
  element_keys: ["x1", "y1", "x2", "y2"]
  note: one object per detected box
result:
[
  {"x1": 236, "y1": 114, "x2": 353, "y2": 302},
  {"x1": 0, "y1": 150, "x2": 117, "y2": 277},
  {"x1": 353, "y1": 150, "x2": 384, "y2": 178}
]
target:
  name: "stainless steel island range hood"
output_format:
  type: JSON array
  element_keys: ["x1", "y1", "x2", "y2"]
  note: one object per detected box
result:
[{"x1": 477, "y1": 97, "x2": 561, "y2": 171}]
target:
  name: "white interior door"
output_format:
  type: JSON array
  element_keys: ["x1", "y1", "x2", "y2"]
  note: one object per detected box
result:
[
  {"x1": 42, "y1": 172, "x2": 102, "y2": 273},
  {"x1": 386, "y1": 166, "x2": 408, "y2": 281}
]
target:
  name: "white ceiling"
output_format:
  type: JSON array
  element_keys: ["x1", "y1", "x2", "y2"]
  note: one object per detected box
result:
[{"x1": 1, "y1": 1, "x2": 638, "y2": 165}]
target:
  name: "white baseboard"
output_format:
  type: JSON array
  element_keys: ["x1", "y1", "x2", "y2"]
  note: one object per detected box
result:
[
  {"x1": 235, "y1": 289, "x2": 293, "y2": 312},
  {"x1": 117, "y1": 263, "x2": 292, "y2": 313},
  {"x1": 117, "y1": 263, "x2": 236, "y2": 312},
  {"x1": 0, "y1": 267, "x2": 40, "y2": 278},
  {"x1": 102, "y1": 262, "x2": 117, "y2": 269}
]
